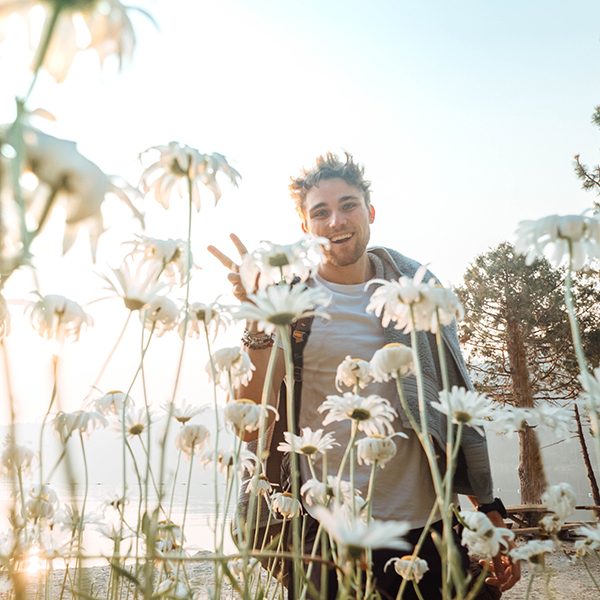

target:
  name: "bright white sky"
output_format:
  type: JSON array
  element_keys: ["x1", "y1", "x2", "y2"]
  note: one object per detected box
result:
[{"x1": 2, "y1": 0, "x2": 600, "y2": 423}]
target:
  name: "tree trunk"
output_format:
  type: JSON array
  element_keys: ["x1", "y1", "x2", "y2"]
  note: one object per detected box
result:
[
  {"x1": 506, "y1": 319, "x2": 547, "y2": 504},
  {"x1": 574, "y1": 403, "x2": 600, "y2": 517}
]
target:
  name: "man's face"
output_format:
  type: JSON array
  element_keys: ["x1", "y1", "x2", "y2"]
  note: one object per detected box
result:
[{"x1": 302, "y1": 177, "x2": 374, "y2": 268}]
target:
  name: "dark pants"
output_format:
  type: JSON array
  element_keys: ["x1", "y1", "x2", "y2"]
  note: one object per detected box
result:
[{"x1": 285, "y1": 517, "x2": 501, "y2": 600}]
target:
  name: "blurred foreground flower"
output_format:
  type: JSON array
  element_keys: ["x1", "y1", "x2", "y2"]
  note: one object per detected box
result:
[
  {"x1": 200, "y1": 447, "x2": 257, "y2": 476},
  {"x1": 140, "y1": 142, "x2": 240, "y2": 210},
  {"x1": 236, "y1": 283, "x2": 330, "y2": 335},
  {"x1": 239, "y1": 236, "x2": 326, "y2": 291},
  {"x1": 1, "y1": 436, "x2": 34, "y2": 475},
  {"x1": 431, "y1": 386, "x2": 492, "y2": 436},
  {"x1": 460, "y1": 511, "x2": 514, "y2": 559},
  {"x1": 92, "y1": 390, "x2": 130, "y2": 416},
  {"x1": 515, "y1": 213, "x2": 600, "y2": 270},
  {"x1": 28, "y1": 293, "x2": 92, "y2": 345},
  {"x1": 0, "y1": 0, "x2": 152, "y2": 82},
  {"x1": 24, "y1": 483, "x2": 59, "y2": 521},
  {"x1": 574, "y1": 524, "x2": 600, "y2": 557},
  {"x1": 314, "y1": 504, "x2": 410, "y2": 559},
  {"x1": 540, "y1": 482, "x2": 576, "y2": 533},
  {"x1": 0, "y1": 126, "x2": 142, "y2": 259},
  {"x1": 319, "y1": 392, "x2": 397, "y2": 436},
  {"x1": 509, "y1": 539, "x2": 554, "y2": 567}
]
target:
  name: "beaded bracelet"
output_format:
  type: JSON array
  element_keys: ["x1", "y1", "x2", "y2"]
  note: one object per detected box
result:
[{"x1": 241, "y1": 328, "x2": 275, "y2": 350}]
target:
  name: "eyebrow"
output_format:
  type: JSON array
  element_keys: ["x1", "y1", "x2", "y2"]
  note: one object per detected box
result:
[{"x1": 308, "y1": 195, "x2": 361, "y2": 212}]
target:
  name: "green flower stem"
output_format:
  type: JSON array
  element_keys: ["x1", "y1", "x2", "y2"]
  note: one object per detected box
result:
[
  {"x1": 203, "y1": 321, "x2": 222, "y2": 546},
  {"x1": 335, "y1": 421, "x2": 358, "y2": 493},
  {"x1": 364, "y1": 462, "x2": 377, "y2": 598},
  {"x1": 158, "y1": 170, "x2": 194, "y2": 508},
  {"x1": 25, "y1": 1, "x2": 63, "y2": 100},
  {"x1": 409, "y1": 316, "x2": 462, "y2": 598},
  {"x1": 140, "y1": 324, "x2": 155, "y2": 519},
  {"x1": 167, "y1": 449, "x2": 183, "y2": 520},
  {"x1": 395, "y1": 502, "x2": 440, "y2": 600},
  {"x1": 88, "y1": 312, "x2": 132, "y2": 400},
  {"x1": 565, "y1": 248, "x2": 600, "y2": 471},
  {"x1": 175, "y1": 452, "x2": 195, "y2": 582},
  {"x1": 524, "y1": 571, "x2": 536, "y2": 600},
  {"x1": 583, "y1": 557, "x2": 600, "y2": 592},
  {"x1": 245, "y1": 335, "x2": 280, "y2": 549},
  {"x1": 277, "y1": 324, "x2": 303, "y2": 594},
  {"x1": 39, "y1": 355, "x2": 59, "y2": 487}
]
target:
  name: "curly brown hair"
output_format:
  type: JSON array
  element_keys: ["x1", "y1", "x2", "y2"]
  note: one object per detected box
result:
[{"x1": 289, "y1": 152, "x2": 371, "y2": 218}]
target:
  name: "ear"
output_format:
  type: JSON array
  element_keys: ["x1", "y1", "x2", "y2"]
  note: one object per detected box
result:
[
  {"x1": 301, "y1": 220, "x2": 308, "y2": 233},
  {"x1": 368, "y1": 204, "x2": 375, "y2": 224}
]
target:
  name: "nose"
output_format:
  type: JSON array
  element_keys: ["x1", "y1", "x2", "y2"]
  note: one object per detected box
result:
[{"x1": 327, "y1": 209, "x2": 347, "y2": 229}]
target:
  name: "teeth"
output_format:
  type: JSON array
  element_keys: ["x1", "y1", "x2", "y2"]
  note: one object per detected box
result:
[{"x1": 330, "y1": 233, "x2": 352, "y2": 242}]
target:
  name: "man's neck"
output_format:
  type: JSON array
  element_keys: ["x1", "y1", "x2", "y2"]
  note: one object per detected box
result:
[{"x1": 317, "y1": 254, "x2": 373, "y2": 284}]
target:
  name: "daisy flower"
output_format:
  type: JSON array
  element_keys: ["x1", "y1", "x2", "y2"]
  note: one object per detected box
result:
[
  {"x1": 384, "y1": 556, "x2": 429, "y2": 582},
  {"x1": 1, "y1": 436, "x2": 34, "y2": 475},
  {"x1": 163, "y1": 398, "x2": 204, "y2": 424},
  {"x1": 175, "y1": 424, "x2": 210, "y2": 457},
  {"x1": 140, "y1": 142, "x2": 240, "y2": 211},
  {"x1": 0, "y1": 0, "x2": 147, "y2": 82},
  {"x1": 370, "y1": 343, "x2": 414, "y2": 382},
  {"x1": 223, "y1": 398, "x2": 277, "y2": 433},
  {"x1": 541, "y1": 482, "x2": 577, "y2": 522},
  {"x1": 515, "y1": 213, "x2": 600, "y2": 271},
  {"x1": 509, "y1": 539, "x2": 554, "y2": 567},
  {"x1": 180, "y1": 300, "x2": 231, "y2": 339},
  {"x1": 245, "y1": 475, "x2": 274, "y2": 497},
  {"x1": 119, "y1": 406, "x2": 150, "y2": 438},
  {"x1": 533, "y1": 404, "x2": 573, "y2": 437},
  {"x1": 235, "y1": 283, "x2": 330, "y2": 335},
  {"x1": 92, "y1": 390, "x2": 131, "y2": 417},
  {"x1": 206, "y1": 346, "x2": 255, "y2": 390},
  {"x1": 356, "y1": 432, "x2": 407, "y2": 468},
  {"x1": 460, "y1": 511, "x2": 514, "y2": 559},
  {"x1": 277, "y1": 427, "x2": 338, "y2": 456},
  {"x1": 420, "y1": 286, "x2": 465, "y2": 333},
  {"x1": 431, "y1": 386, "x2": 492, "y2": 436},
  {"x1": 366, "y1": 265, "x2": 437, "y2": 333},
  {"x1": 319, "y1": 393, "x2": 397, "y2": 436},
  {"x1": 335, "y1": 356, "x2": 372, "y2": 391},
  {"x1": 200, "y1": 448, "x2": 258, "y2": 476},
  {"x1": 53, "y1": 410, "x2": 108, "y2": 442},
  {"x1": 100, "y1": 255, "x2": 166, "y2": 311},
  {"x1": 270, "y1": 492, "x2": 302, "y2": 519},
  {"x1": 28, "y1": 294, "x2": 93, "y2": 345},
  {"x1": 239, "y1": 236, "x2": 326, "y2": 291},
  {"x1": 574, "y1": 524, "x2": 600, "y2": 557},
  {"x1": 140, "y1": 295, "x2": 180, "y2": 336},
  {"x1": 127, "y1": 235, "x2": 191, "y2": 287},
  {"x1": 314, "y1": 504, "x2": 411, "y2": 559},
  {"x1": 24, "y1": 484, "x2": 59, "y2": 521}
]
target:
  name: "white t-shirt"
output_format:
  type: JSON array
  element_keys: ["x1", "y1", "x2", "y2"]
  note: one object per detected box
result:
[{"x1": 297, "y1": 273, "x2": 437, "y2": 527}]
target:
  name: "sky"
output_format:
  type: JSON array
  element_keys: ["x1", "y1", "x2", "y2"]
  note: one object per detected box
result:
[{"x1": 2, "y1": 0, "x2": 600, "y2": 422}]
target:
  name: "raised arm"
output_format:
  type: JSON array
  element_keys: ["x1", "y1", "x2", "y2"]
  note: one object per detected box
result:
[{"x1": 207, "y1": 234, "x2": 285, "y2": 440}]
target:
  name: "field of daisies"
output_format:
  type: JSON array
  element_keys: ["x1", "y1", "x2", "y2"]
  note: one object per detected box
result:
[{"x1": 1, "y1": 2, "x2": 600, "y2": 600}]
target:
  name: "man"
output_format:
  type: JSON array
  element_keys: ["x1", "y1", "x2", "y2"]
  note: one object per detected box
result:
[{"x1": 208, "y1": 152, "x2": 520, "y2": 599}]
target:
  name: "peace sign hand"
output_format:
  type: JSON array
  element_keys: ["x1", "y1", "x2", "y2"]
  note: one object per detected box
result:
[{"x1": 207, "y1": 233, "x2": 253, "y2": 303}]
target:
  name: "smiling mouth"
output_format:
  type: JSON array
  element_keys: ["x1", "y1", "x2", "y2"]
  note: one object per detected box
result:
[{"x1": 329, "y1": 233, "x2": 354, "y2": 244}]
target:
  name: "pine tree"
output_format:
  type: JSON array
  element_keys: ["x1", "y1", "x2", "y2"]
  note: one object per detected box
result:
[{"x1": 456, "y1": 242, "x2": 600, "y2": 504}]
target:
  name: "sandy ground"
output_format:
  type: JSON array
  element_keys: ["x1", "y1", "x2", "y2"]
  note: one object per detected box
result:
[{"x1": 1, "y1": 545, "x2": 598, "y2": 599}]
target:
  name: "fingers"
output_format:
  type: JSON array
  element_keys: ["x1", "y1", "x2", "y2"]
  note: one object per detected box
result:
[
  {"x1": 481, "y1": 554, "x2": 520, "y2": 592},
  {"x1": 207, "y1": 244, "x2": 237, "y2": 271},
  {"x1": 227, "y1": 272, "x2": 247, "y2": 302},
  {"x1": 230, "y1": 233, "x2": 248, "y2": 257}
]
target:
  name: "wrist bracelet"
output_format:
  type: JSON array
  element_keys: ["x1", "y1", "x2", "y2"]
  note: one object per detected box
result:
[{"x1": 242, "y1": 328, "x2": 275, "y2": 350}]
